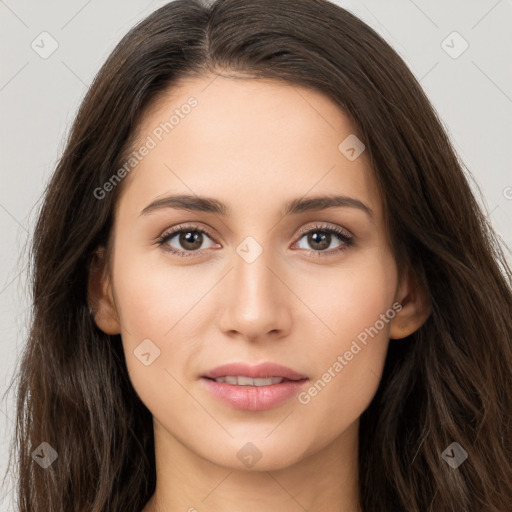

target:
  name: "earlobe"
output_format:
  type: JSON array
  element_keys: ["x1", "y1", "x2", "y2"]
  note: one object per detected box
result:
[
  {"x1": 389, "y1": 267, "x2": 431, "y2": 340},
  {"x1": 87, "y1": 247, "x2": 121, "y2": 335}
]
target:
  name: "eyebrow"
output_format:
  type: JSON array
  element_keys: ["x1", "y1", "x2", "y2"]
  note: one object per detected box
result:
[{"x1": 140, "y1": 193, "x2": 374, "y2": 221}]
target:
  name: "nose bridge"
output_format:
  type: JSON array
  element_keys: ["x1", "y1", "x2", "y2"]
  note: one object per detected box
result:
[
  {"x1": 218, "y1": 235, "x2": 291, "y2": 339},
  {"x1": 233, "y1": 237, "x2": 279, "y2": 316}
]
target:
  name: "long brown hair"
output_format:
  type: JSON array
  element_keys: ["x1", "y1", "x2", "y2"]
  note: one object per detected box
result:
[{"x1": 4, "y1": 0, "x2": 512, "y2": 510}]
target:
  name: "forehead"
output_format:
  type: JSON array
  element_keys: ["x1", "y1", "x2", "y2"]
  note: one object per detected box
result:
[{"x1": 118, "y1": 75, "x2": 382, "y2": 223}]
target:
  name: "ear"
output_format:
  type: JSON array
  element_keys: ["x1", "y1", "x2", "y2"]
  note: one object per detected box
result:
[
  {"x1": 389, "y1": 266, "x2": 431, "y2": 339},
  {"x1": 87, "y1": 247, "x2": 121, "y2": 335}
]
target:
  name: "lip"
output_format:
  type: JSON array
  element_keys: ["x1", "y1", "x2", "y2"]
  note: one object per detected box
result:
[
  {"x1": 201, "y1": 362, "x2": 309, "y2": 411},
  {"x1": 202, "y1": 362, "x2": 308, "y2": 381}
]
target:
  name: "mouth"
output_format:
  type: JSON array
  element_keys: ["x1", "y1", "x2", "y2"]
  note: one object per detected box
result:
[
  {"x1": 200, "y1": 362, "x2": 309, "y2": 410},
  {"x1": 203, "y1": 375, "x2": 304, "y2": 386},
  {"x1": 202, "y1": 361, "x2": 308, "y2": 381}
]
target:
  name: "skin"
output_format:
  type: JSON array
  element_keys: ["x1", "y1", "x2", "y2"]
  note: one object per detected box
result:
[{"x1": 89, "y1": 74, "x2": 430, "y2": 512}]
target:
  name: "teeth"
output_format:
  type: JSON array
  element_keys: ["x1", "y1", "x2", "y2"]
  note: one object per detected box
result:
[{"x1": 213, "y1": 376, "x2": 284, "y2": 386}]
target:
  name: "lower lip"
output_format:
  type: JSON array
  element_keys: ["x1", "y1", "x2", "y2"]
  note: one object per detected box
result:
[{"x1": 201, "y1": 377, "x2": 309, "y2": 411}]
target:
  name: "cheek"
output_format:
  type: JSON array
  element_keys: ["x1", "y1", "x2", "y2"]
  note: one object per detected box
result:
[
  {"x1": 109, "y1": 252, "x2": 207, "y2": 400},
  {"x1": 292, "y1": 255, "x2": 396, "y2": 428},
  {"x1": 112, "y1": 246, "x2": 210, "y2": 338},
  {"x1": 297, "y1": 250, "x2": 397, "y2": 352}
]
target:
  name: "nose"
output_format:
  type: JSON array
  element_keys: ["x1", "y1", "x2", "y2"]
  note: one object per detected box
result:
[{"x1": 217, "y1": 246, "x2": 293, "y2": 342}]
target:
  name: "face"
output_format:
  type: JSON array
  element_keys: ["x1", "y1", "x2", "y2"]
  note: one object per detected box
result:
[{"x1": 92, "y1": 75, "x2": 415, "y2": 471}]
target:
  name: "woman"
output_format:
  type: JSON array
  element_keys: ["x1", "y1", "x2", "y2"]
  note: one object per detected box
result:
[{"x1": 6, "y1": 0, "x2": 512, "y2": 510}]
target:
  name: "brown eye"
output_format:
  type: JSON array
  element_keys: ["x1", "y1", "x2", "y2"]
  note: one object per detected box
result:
[
  {"x1": 303, "y1": 231, "x2": 332, "y2": 251},
  {"x1": 158, "y1": 226, "x2": 217, "y2": 256},
  {"x1": 294, "y1": 225, "x2": 354, "y2": 256},
  {"x1": 176, "y1": 230, "x2": 204, "y2": 251}
]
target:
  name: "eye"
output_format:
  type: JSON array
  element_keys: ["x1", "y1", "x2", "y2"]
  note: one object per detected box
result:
[
  {"x1": 157, "y1": 225, "x2": 218, "y2": 257},
  {"x1": 293, "y1": 223, "x2": 354, "y2": 256},
  {"x1": 157, "y1": 223, "x2": 354, "y2": 258}
]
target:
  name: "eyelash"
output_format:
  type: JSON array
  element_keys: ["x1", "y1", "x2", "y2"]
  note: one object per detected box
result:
[{"x1": 156, "y1": 223, "x2": 354, "y2": 258}]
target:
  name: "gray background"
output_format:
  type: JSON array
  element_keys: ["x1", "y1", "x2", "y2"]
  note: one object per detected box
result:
[{"x1": 1, "y1": 0, "x2": 511, "y2": 509}]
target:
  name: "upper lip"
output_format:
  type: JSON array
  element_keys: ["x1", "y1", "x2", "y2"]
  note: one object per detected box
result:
[{"x1": 202, "y1": 362, "x2": 308, "y2": 381}]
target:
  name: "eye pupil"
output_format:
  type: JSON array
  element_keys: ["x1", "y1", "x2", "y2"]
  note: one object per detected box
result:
[{"x1": 309, "y1": 231, "x2": 330, "y2": 250}]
